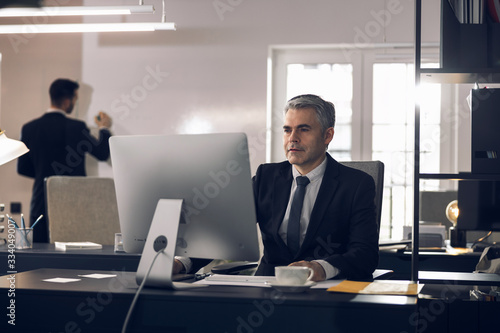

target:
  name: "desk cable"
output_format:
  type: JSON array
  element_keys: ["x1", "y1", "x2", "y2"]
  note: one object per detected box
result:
[{"x1": 121, "y1": 249, "x2": 164, "y2": 333}]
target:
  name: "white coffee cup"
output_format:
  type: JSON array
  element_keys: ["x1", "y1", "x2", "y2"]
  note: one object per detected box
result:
[{"x1": 274, "y1": 266, "x2": 313, "y2": 286}]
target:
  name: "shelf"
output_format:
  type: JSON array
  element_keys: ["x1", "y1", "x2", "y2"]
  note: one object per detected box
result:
[
  {"x1": 419, "y1": 68, "x2": 500, "y2": 84},
  {"x1": 419, "y1": 173, "x2": 500, "y2": 180},
  {"x1": 411, "y1": 0, "x2": 500, "y2": 282}
]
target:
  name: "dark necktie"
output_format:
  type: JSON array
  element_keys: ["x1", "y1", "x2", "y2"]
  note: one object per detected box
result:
[{"x1": 287, "y1": 176, "x2": 310, "y2": 256}]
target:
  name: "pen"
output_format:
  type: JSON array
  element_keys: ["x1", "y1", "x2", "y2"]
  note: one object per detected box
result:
[
  {"x1": 21, "y1": 213, "x2": 25, "y2": 229},
  {"x1": 6, "y1": 214, "x2": 19, "y2": 228},
  {"x1": 9, "y1": 214, "x2": 31, "y2": 246},
  {"x1": 30, "y1": 214, "x2": 43, "y2": 229}
]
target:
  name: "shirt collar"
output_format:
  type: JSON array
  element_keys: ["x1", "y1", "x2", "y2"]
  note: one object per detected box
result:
[
  {"x1": 292, "y1": 156, "x2": 327, "y2": 183},
  {"x1": 46, "y1": 108, "x2": 67, "y2": 116}
]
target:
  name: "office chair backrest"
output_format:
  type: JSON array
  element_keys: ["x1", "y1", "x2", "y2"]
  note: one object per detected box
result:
[
  {"x1": 45, "y1": 176, "x2": 120, "y2": 245},
  {"x1": 340, "y1": 161, "x2": 384, "y2": 230}
]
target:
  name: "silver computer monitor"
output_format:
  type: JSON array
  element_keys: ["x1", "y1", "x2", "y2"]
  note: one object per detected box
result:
[{"x1": 109, "y1": 133, "x2": 260, "y2": 264}]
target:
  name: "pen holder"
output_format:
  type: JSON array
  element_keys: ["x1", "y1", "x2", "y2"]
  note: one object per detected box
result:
[{"x1": 15, "y1": 228, "x2": 33, "y2": 249}]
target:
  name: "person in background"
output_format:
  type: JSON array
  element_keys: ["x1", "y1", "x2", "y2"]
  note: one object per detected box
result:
[{"x1": 17, "y1": 78, "x2": 112, "y2": 243}]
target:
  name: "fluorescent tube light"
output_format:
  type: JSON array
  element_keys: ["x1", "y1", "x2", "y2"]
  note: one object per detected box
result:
[
  {"x1": 0, "y1": 5, "x2": 155, "y2": 17},
  {"x1": 0, "y1": 22, "x2": 176, "y2": 33}
]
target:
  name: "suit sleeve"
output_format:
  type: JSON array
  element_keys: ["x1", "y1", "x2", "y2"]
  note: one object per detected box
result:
[
  {"x1": 84, "y1": 127, "x2": 112, "y2": 161},
  {"x1": 17, "y1": 127, "x2": 35, "y2": 178},
  {"x1": 324, "y1": 174, "x2": 379, "y2": 280}
]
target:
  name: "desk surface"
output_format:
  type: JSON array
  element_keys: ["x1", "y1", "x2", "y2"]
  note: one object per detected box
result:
[
  {"x1": 0, "y1": 243, "x2": 140, "y2": 272},
  {"x1": 378, "y1": 248, "x2": 481, "y2": 279},
  {"x1": 419, "y1": 271, "x2": 500, "y2": 285},
  {"x1": 0, "y1": 268, "x2": 418, "y2": 333}
]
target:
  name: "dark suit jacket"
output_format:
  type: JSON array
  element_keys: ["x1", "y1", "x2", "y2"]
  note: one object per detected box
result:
[
  {"x1": 253, "y1": 154, "x2": 379, "y2": 280},
  {"x1": 17, "y1": 112, "x2": 111, "y2": 242}
]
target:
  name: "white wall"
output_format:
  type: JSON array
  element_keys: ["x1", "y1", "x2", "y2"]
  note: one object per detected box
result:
[
  {"x1": 0, "y1": 9, "x2": 83, "y2": 218},
  {"x1": 0, "y1": 0, "x2": 440, "y2": 221}
]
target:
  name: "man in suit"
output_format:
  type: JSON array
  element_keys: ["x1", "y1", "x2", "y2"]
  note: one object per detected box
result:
[
  {"x1": 17, "y1": 78, "x2": 112, "y2": 243},
  {"x1": 174, "y1": 94, "x2": 378, "y2": 281},
  {"x1": 253, "y1": 94, "x2": 379, "y2": 281}
]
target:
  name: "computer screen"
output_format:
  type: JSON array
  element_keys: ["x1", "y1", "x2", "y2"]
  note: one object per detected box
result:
[
  {"x1": 457, "y1": 180, "x2": 500, "y2": 232},
  {"x1": 109, "y1": 133, "x2": 260, "y2": 264}
]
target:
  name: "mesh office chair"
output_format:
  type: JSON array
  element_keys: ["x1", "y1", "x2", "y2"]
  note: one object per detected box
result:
[{"x1": 45, "y1": 176, "x2": 121, "y2": 245}]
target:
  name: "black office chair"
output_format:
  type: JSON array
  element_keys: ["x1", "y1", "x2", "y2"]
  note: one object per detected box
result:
[{"x1": 340, "y1": 160, "x2": 385, "y2": 231}]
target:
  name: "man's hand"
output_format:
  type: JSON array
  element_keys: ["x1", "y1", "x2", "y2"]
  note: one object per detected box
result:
[
  {"x1": 173, "y1": 259, "x2": 185, "y2": 274},
  {"x1": 94, "y1": 111, "x2": 112, "y2": 129},
  {"x1": 288, "y1": 260, "x2": 326, "y2": 282}
]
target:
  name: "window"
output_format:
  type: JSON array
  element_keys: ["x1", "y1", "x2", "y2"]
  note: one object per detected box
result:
[
  {"x1": 286, "y1": 63, "x2": 353, "y2": 161},
  {"x1": 372, "y1": 63, "x2": 441, "y2": 239}
]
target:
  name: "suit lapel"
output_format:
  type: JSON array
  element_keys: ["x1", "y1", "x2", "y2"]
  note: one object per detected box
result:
[
  {"x1": 271, "y1": 163, "x2": 293, "y2": 248},
  {"x1": 300, "y1": 155, "x2": 340, "y2": 252}
]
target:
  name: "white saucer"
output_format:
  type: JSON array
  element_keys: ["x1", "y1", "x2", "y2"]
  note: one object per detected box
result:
[{"x1": 268, "y1": 281, "x2": 316, "y2": 293}]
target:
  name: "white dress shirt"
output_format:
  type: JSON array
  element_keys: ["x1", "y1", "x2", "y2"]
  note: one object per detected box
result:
[{"x1": 46, "y1": 108, "x2": 66, "y2": 115}]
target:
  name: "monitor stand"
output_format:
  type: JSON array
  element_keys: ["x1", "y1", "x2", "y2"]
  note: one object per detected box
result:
[{"x1": 136, "y1": 199, "x2": 207, "y2": 290}]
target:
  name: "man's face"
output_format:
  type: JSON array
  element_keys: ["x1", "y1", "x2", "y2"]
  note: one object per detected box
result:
[{"x1": 283, "y1": 107, "x2": 334, "y2": 175}]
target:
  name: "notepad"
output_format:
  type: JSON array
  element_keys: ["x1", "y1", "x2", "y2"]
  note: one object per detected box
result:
[{"x1": 55, "y1": 241, "x2": 102, "y2": 251}]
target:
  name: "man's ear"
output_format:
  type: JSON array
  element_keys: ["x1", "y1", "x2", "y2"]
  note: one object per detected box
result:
[{"x1": 324, "y1": 127, "x2": 334, "y2": 145}]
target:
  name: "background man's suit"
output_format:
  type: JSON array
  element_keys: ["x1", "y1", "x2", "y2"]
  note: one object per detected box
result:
[
  {"x1": 253, "y1": 153, "x2": 379, "y2": 280},
  {"x1": 17, "y1": 112, "x2": 111, "y2": 243}
]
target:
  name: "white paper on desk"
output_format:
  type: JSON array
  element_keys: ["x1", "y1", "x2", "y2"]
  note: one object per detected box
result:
[
  {"x1": 42, "y1": 277, "x2": 81, "y2": 283},
  {"x1": 78, "y1": 273, "x2": 117, "y2": 279},
  {"x1": 194, "y1": 274, "x2": 275, "y2": 287},
  {"x1": 361, "y1": 280, "x2": 425, "y2": 294}
]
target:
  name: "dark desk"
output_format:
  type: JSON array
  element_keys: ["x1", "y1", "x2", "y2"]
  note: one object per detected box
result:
[
  {"x1": 0, "y1": 243, "x2": 140, "y2": 272},
  {"x1": 378, "y1": 249, "x2": 481, "y2": 279},
  {"x1": 419, "y1": 271, "x2": 500, "y2": 286},
  {"x1": 0, "y1": 268, "x2": 418, "y2": 333},
  {"x1": 419, "y1": 284, "x2": 500, "y2": 333}
]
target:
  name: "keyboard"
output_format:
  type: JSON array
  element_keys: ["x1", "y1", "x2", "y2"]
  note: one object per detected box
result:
[{"x1": 204, "y1": 274, "x2": 274, "y2": 284}]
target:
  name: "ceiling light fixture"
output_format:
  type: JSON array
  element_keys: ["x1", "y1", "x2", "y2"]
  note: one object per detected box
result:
[
  {"x1": 0, "y1": 22, "x2": 175, "y2": 34},
  {"x1": 0, "y1": 5, "x2": 155, "y2": 17},
  {"x1": 0, "y1": 1, "x2": 175, "y2": 34}
]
